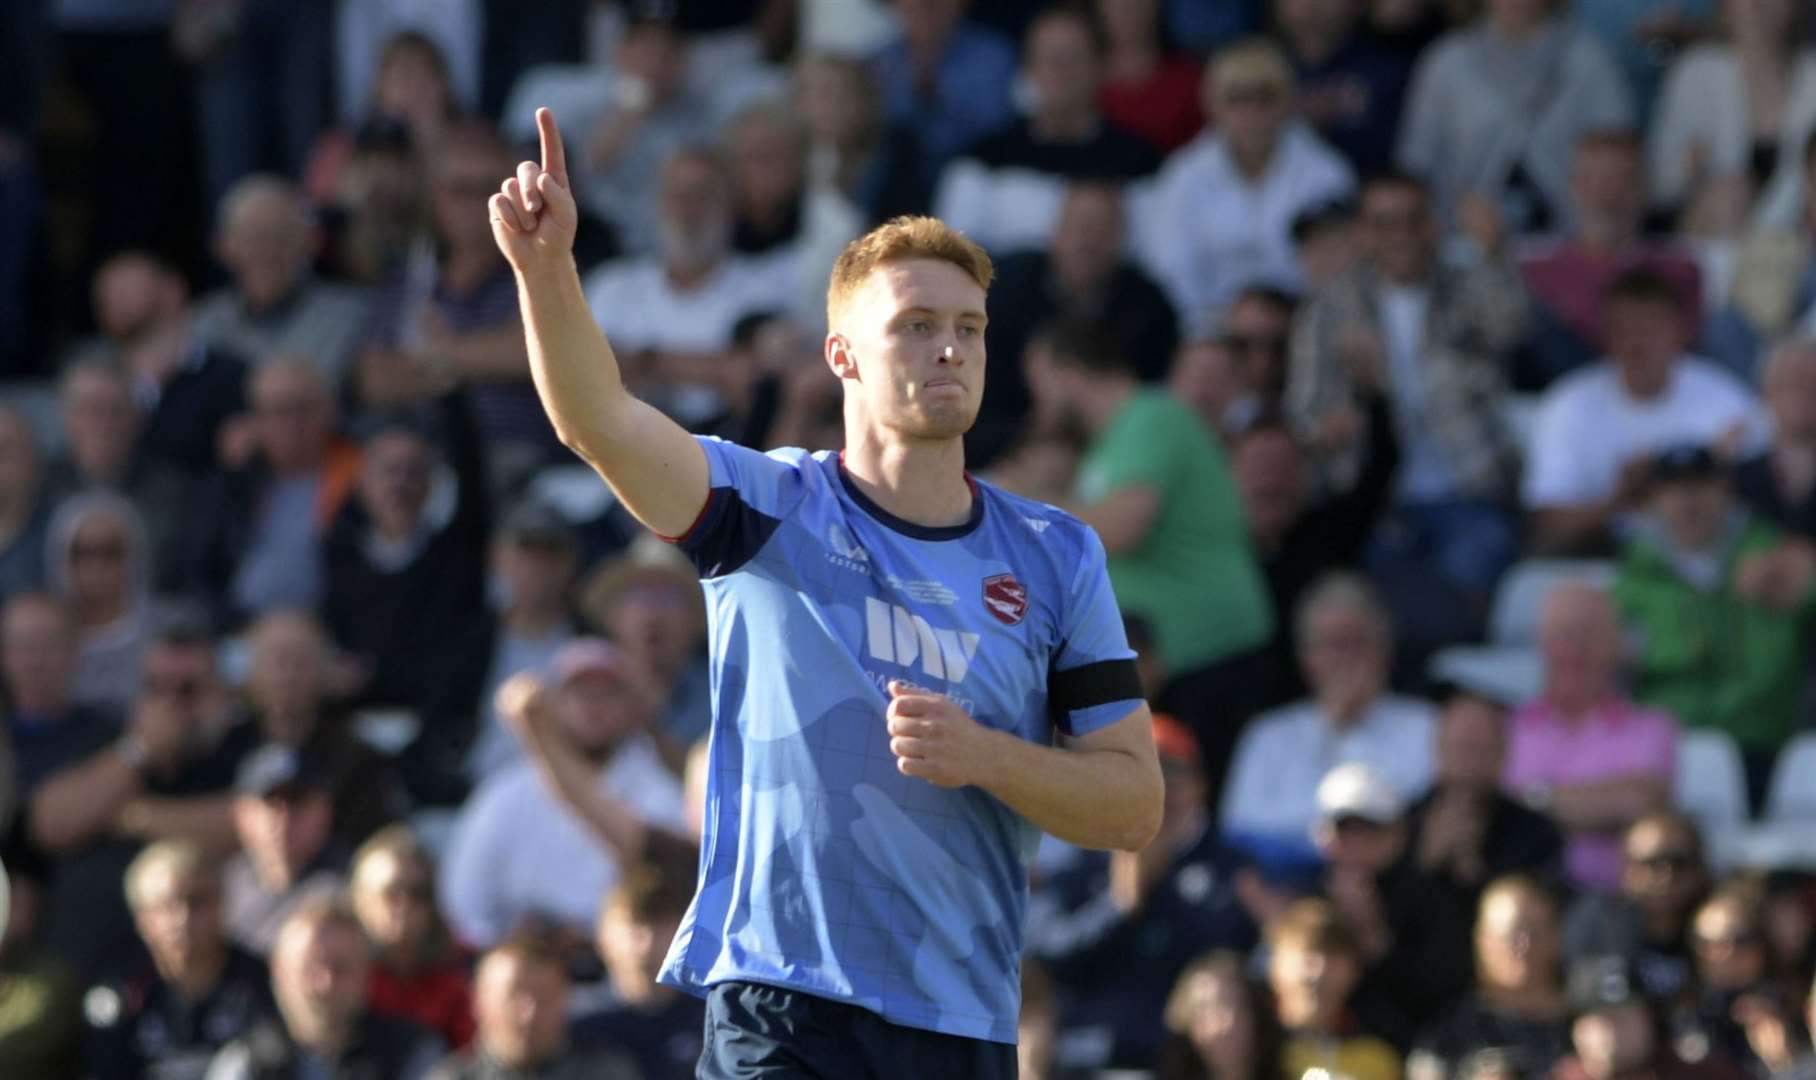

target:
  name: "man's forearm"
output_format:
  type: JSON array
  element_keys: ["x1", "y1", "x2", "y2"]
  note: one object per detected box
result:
[
  {"x1": 30, "y1": 750, "x2": 141, "y2": 853},
  {"x1": 116, "y1": 794, "x2": 238, "y2": 852},
  {"x1": 975, "y1": 729, "x2": 1162, "y2": 852},
  {"x1": 1550, "y1": 775, "x2": 1667, "y2": 833},
  {"x1": 517, "y1": 259, "x2": 630, "y2": 453}
]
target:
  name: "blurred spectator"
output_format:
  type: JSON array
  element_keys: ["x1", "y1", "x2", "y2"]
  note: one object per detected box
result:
[
  {"x1": 1407, "y1": 876, "x2": 1573, "y2": 1080},
  {"x1": 1311, "y1": 762, "x2": 1473, "y2": 1043},
  {"x1": 1222, "y1": 574, "x2": 1436, "y2": 875},
  {"x1": 177, "y1": 0, "x2": 332, "y2": 219},
  {"x1": 31, "y1": 610, "x2": 244, "y2": 978},
  {"x1": 441, "y1": 642, "x2": 687, "y2": 950},
  {"x1": 1267, "y1": 898, "x2": 1403, "y2": 1080},
  {"x1": 334, "y1": 0, "x2": 480, "y2": 127},
  {"x1": 227, "y1": 609, "x2": 405, "y2": 844},
  {"x1": 2, "y1": 592, "x2": 122, "y2": 793},
  {"x1": 1681, "y1": 886, "x2": 1778, "y2": 1073},
  {"x1": 723, "y1": 102, "x2": 864, "y2": 331},
  {"x1": 868, "y1": 0, "x2": 1018, "y2": 171},
  {"x1": 1018, "y1": 320, "x2": 1273, "y2": 779},
  {"x1": 44, "y1": 491, "x2": 151, "y2": 712},
  {"x1": 1406, "y1": 687, "x2": 1564, "y2": 907},
  {"x1": 1287, "y1": 170, "x2": 1526, "y2": 644},
  {"x1": 1729, "y1": 948, "x2": 1816, "y2": 1080},
  {"x1": 431, "y1": 928, "x2": 641, "y2": 1080},
  {"x1": 1094, "y1": 0, "x2": 1203, "y2": 155},
  {"x1": 1232, "y1": 403, "x2": 1399, "y2": 708},
  {"x1": 320, "y1": 119, "x2": 431, "y2": 285},
  {"x1": 1223, "y1": 285, "x2": 1299, "y2": 406},
  {"x1": 977, "y1": 182, "x2": 1180, "y2": 464},
  {"x1": 1293, "y1": 195, "x2": 1363, "y2": 291},
  {"x1": 1018, "y1": 959, "x2": 1058, "y2": 1080},
  {"x1": 1758, "y1": 872, "x2": 1816, "y2": 993},
  {"x1": 1505, "y1": 582, "x2": 1675, "y2": 895},
  {"x1": 566, "y1": 10, "x2": 712, "y2": 256},
  {"x1": 349, "y1": 826, "x2": 474, "y2": 1050},
  {"x1": 1564, "y1": 812, "x2": 1710, "y2": 1004},
  {"x1": 1026, "y1": 715, "x2": 1257, "y2": 1074},
  {"x1": 1141, "y1": 37, "x2": 1355, "y2": 327},
  {"x1": 467, "y1": 501, "x2": 581, "y2": 781},
  {"x1": 1170, "y1": 337, "x2": 1257, "y2": 440},
  {"x1": 1577, "y1": 0, "x2": 1715, "y2": 122},
  {"x1": 322, "y1": 397, "x2": 493, "y2": 778},
  {"x1": 1554, "y1": 953, "x2": 1740, "y2": 1080},
  {"x1": 0, "y1": 406, "x2": 49, "y2": 601},
  {"x1": 81, "y1": 841, "x2": 273, "y2": 1080},
  {"x1": 44, "y1": 359, "x2": 143, "y2": 502},
  {"x1": 1612, "y1": 444, "x2": 1813, "y2": 803},
  {"x1": 1524, "y1": 271, "x2": 1769, "y2": 555},
  {"x1": 709, "y1": 311, "x2": 844, "y2": 454},
  {"x1": 206, "y1": 897, "x2": 445, "y2": 1078},
  {"x1": 0, "y1": 839, "x2": 82, "y2": 1079},
  {"x1": 305, "y1": 31, "x2": 457, "y2": 205},
  {"x1": 1519, "y1": 132, "x2": 1703, "y2": 383},
  {"x1": 578, "y1": 536, "x2": 709, "y2": 759},
  {"x1": 1274, "y1": 0, "x2": 1415, "y2": 174},
  {"x1": 192, "y1": 175, "x2": 371, "y2": 387},
  {"x1": 794, "y1": 53, "x2": 934, "y2": 226},
  {"x1": 220, "y1": 745, "x2": 348, "y2": 957},
  {"x1": 582, "y1": 148, "x2": 794, "y2": 429},
  {"x1": 573, "y1": 859, "x2": 705, "y2": 1080},
  {"x1": 1649, "y1": 0, "x2": 1816, "y2": 233},
  {"x1": 187, "y1": 357, "x2": 360, "y2": 628},
  {"x1": 1157, "y1": 951, "x2": 1286, "y2": 1080},
  {"x1": 1396, "y1": 0, "x2": 1633, "y2": 234},
  {"x1": 357, "y1": 120, "x2": 556, "y2": 468},
  {"x1": 1736, "y1": 339, "x2": 1816, "y2": 538},
  {"x1": 934, "y1": 7, "x2": 1160, "y2": 255}
]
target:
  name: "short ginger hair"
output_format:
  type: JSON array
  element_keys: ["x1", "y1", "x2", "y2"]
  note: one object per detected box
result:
[{"x1": 825, "y1": 216, "x2": 993, "y2": 328}]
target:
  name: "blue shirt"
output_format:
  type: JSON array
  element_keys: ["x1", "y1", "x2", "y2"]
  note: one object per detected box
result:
[
  {"x1": 871, "y1": 25, "x2": 1018, "y2": 169},
  {"x1": 657, "y1": 438, "x2": 1142, "y2": 1044}
]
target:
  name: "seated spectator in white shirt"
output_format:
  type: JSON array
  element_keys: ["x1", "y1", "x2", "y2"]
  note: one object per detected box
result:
[
  {"x1": 582, "y1": 147, "x2": 793, "y2": 429},
  {"x1": 933, "y1": 6, "x2": 1160, "y2": 256},
  {"x1": 723, "y1": 102, "x2": 864, "y2": 333},
  {"x1": 1524, "y1": 268, "x2": 1769, "y2": 555},
  {"x1": 440, "y1": 640, "x2": 688, "y2": 950},
  {"x1": 1221, "y1": 572, "x2": 1437, "y2": 880},
  {"x1": 191, "y1": 175, "x2": 370, "y2": 387},
  {"x1": 1137, "y1": 37, "x2": 1354, "y2": 331}
]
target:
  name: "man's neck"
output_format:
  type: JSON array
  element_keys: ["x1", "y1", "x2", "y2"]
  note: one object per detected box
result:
[
  {"x1": 162, "y1": 947, "x2": 227, "y2": 1002},
  {"x1": 841, "y1": 429, "x2": 974, "y2": 529},
  {"x1": 243, "y1": 279, "x2": 302, "y2": 318},
  {"x1": 1319, "y1": 689, "x2": 1376, "y2": 728},
  {"x1": 1545, "y1": 685, "x2": 1607, "y2": 720}
]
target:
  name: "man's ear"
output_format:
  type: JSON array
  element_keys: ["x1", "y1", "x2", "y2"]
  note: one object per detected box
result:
[{"x1": 826, "y1": 334, "x2": 860, "y2": 382}]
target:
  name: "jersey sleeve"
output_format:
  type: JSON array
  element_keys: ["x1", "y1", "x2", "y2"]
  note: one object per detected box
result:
[
  {"x1": 662, "y1": 436, "x2": 811, "y2": 578},
  {"x1": 1048, "y1": 527, "x2": 1143, "y2": 738}
]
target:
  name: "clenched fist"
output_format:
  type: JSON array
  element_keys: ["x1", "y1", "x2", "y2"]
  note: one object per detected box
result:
[
  {"x1": 490, "y1": 107, "x2": 579, "y2": 273},
  {"x1": 885, "y1": 681, "x2": 996, "y2": 789}
]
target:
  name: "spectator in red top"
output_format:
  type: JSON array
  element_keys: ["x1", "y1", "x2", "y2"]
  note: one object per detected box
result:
[
  {"x1": 349, "y1": 824, "x2": 474, "y2": 1050},
  {"x1": 1094, "y1": 0, "x2": 1204, "y2": 155},
  {"x1": 1518, "y1": 131, "x2": 1704, "y2": 386}
]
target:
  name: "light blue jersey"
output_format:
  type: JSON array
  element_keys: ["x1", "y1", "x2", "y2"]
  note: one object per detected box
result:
[{"x1": 657, "y1": 437, "x2": 1143, "y2": 1044}]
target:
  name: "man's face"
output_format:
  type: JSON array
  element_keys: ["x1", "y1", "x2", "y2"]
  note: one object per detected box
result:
[
  {"x1": 598, "y1": 904, "x2": 680, "y2": 990},
  {"x1": 1207, "y1": 68, "x2": 1289, "y2": 156},
  {"x1": 273, "y1": 920, "x2": 370, "y2": 1047},
  {"x1": 1573, "y1": 1003, "x2": 1656, "y2": 1080},
  {"x1": 476, "y1": 953, "x2": 569, "y2": 1068},
  {"x1": 133, "y1": 865, "x2": 223, "y2": 978},
  {"x1": 729, "y1": 117, "x2": 802, "y2": 219},
  {"x1": 220, "y1": 192, "x2": 310, "y2": 310},
  {"x1": 141, "y1": 641, "x2": 221, "y2": 736},
  {"x1": 1, "y1": 599, "x2": 74, "y2": 713},
  {"x1": 431, "y1": 142, "x2": 510, "y2": 251},
  {"x1": 794, "y1": 57, "x2": 869, "y2": 145},
  {"x1": 351, "y1": 849, "x2": 436, "y2": 957},
  {"x1": 604, "y1": 577, "x2": 701, "y2": 672},
  {"x1": 1475, "y1": 888, "x2": 1558, "y2": 994},
  {"x1": 1050, "y1": 187, "x2": 1123, "y2": 286},
  {"x1": 93, "y1": 256, "x2": 183, "y2": 345},
  {"x1": 1025, "y1": 15, "x2": 1101, "y2": 119},
  {"x1": 495, "y1": 538, "x2": 575, "y2": 616},
  {"x1": 251, "y1": 366, "x2": 332, "y2": 473},
  {"x1": 1360, "y1": 183, "x2": 1433, "y2": 283},
  {"x1": 374, "y1": 42, "x2": 449, "y2": 125},
  {"x1": 557, "y1": 670, "x2": 648, "y2": 755},
  {"x1": 235, "y1": 790, "x2": 332, "y2": 885},
  {"x1": 657, "y1": 155, "x2": 733, "y2": 273},
  {"x1": 1224, "y1": 294, "x2": 1291, "y2": 396},
  {"x1": 1436, "y1": 698, "x2": 1505, "y2": 790},
  {"x1": 67, "y1": 512, "x2": 134, "y2": 612},
  {"x1": 248, "y1": 616, "x2": 325, "y2": 736},
  {"x1": 358, "y1": 431, "x2": 434, "y2": 534},
  {"x1": 1537, "y1": 586, "x2": 1621, "y2": 701},
  {"x1": 61, "y1": 370, "x2": 140, "y2": 481},
  {"x1": 1572, "y1": 142, "x2": 1644, "y2": 226},
  {"x1": 1649, "y1": 476, "x2": 1730, "y2": 552},
  {"x1": 1605, "y1": 298, "x2": 1684, "y2": 395},
  {"x1": 618, "y1": 23, "x2": 686, "y2": 101},
  {"x1": 1298, "y1": 603, "x2": 1387, "y2": 704},
  {"x1": 1622, "y1": 821, "x2": 1705, "y2": 916},
  {"x1": 1767, "y1": 352, "x2": 1816, "y2": 444},
  {"x1": 1318, "y1": 815, "x2": 1402, "y2": 873},
  {"x1": 1268, "y1": 942, "x2": 1357, "y2": 1027},
  {"x1": 1692, "y1": 900, "x2": 1769, "y2": 991},
  {"x1": 833, "y1": 259, "x2": 988, "y2": 442},
  {"x1": 1234, "y1": 428, "x2": 1308, "y2": 542}
]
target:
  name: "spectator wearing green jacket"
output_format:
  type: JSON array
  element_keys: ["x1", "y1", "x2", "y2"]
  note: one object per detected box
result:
[{"x1": 1613, "y1": 443, "x2": 1816, "y2": 809}]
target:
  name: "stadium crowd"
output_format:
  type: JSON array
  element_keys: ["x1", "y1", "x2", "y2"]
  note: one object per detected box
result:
[{"x1": 8, "y1": 0, "x2": 1816, "y2": 1077}]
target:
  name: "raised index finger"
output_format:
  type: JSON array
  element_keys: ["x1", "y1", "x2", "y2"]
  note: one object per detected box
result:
[{"x1": 537, "y1": 107, "x2": 568, "y2": 189}]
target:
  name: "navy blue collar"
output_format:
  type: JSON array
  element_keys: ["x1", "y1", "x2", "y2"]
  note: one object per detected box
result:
[{"x1": 836, "y1": 456, "x2": 984, "y2": 541}]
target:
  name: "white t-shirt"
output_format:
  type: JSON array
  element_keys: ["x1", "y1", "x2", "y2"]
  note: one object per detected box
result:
[
  {"x1": 1522, "y1": 356, "x2": 1769, "y2": 508},
  {"x1": 440, "y1": 734, "x2": 688, "y2": 948}
]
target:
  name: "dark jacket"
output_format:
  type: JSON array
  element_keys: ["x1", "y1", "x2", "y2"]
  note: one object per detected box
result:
[
  {"x1": 206, "y1": 1012, "x2": 445, "y2": 1080},
  {"x1": 82, "y1": 946, "x2": 275, "y2": 1080},
  {"x1": 427, "y1": 1044, "x2": 645, "y2": 1080}
]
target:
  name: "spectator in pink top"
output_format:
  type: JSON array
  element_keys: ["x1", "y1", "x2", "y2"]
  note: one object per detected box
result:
[{"x1": 1504, "y1": 581, "x2": 1677, "y2": 893}]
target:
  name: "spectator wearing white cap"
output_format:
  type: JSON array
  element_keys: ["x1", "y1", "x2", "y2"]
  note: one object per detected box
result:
[{"x1": 439, "y1": 638, "x2": 687, "y2": 950}]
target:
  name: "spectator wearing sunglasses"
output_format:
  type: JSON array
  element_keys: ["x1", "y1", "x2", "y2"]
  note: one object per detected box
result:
[
  {"x1": 1565, "y1": 813, "x2": 1711, "y2": 1004},
  {"x1": 349, "y1": 825, "x2": 473, "y2": 1050}
]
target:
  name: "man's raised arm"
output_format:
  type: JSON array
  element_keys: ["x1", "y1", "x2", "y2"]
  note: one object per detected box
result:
[{"x1": 490, "y1": 107, "x2": 708, "y2": 538}]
